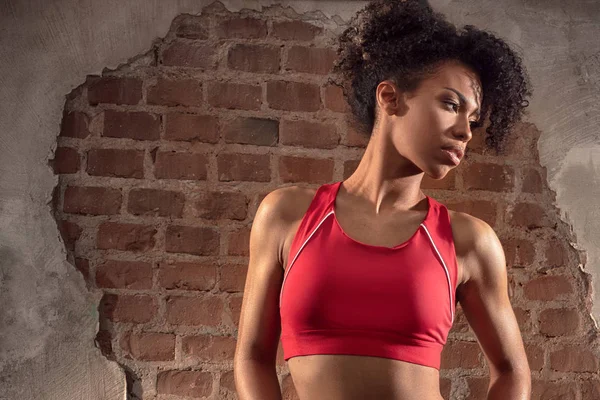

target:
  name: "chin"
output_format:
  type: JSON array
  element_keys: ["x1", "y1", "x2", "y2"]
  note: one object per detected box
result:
[{"x1": 425, "y1": 166, "x2": 452, "y2": 180}]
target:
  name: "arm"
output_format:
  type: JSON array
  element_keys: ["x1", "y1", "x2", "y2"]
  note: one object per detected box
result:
[
  {"x1": 456, "y1": 217, "x2": 531, "y2": 399},
  {"x1": 234, "y1": 189, "x2": 287, "y2": 400}
]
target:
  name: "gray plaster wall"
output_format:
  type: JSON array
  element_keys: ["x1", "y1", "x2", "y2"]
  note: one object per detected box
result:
[{"x1": 0, "y1": 0, "x2": 598, "y2": 398}]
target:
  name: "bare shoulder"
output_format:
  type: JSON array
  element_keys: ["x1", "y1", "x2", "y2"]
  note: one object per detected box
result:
[
  {"x1": 256, "y1": 185, "x2": 318, "y2": 265},
  {"x1": 447, "y1": 209, "x2": 504, "y2": 284},
  {"x1": 260, "y1": 184, "x2": 317, "y2": 223}
]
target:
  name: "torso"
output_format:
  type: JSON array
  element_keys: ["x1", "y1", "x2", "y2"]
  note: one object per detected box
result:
[{"x1": 278, "y1": 184, "x2": 474, "y2": 400}]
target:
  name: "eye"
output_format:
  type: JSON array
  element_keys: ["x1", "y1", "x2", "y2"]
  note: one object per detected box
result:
[
  {"x1": 445, "y1": 101, "x2": 481, "y2": 128},
  {"x1": 444, "y1": 101, "x2": 459, "y2": 112}
]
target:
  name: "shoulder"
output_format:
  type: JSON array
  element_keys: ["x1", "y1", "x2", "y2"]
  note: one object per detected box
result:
[
  {"x1": 258, "y1": 184, "x2": 318, "y2": 223},
  {"x1": 447, "y1": 209, "x2": 506, "y2": 284}
]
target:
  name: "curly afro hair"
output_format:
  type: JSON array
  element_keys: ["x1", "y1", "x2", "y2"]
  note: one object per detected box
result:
[{"x1": 331, "y1": 0, "x2": 533, "y2": 154}]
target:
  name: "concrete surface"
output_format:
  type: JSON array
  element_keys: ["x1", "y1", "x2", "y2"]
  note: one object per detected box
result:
[{"x1": 0, "y1": 0, "x2": 598, "y2": 398}]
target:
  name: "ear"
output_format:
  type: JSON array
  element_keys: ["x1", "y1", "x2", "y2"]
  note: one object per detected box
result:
[{"x1": 376, "y1": 80, "x2": 407, "y2": 117}]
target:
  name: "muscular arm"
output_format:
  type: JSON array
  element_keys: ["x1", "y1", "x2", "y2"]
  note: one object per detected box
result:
[
  {"x1": 234, "y1": 189, "x2": 288, "y2": 400},
  {"x1": 456, "y1": 216, "x2": 531, "y2": 399}
]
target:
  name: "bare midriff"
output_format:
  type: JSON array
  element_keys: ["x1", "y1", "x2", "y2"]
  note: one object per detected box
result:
[{"x1": 287, "y1": 354, "x2": 444, "y2": 400}]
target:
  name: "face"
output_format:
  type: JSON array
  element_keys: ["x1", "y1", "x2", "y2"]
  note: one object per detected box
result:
[{"x1": 378, "y1": 60, "x2": 482, "y2": 179}]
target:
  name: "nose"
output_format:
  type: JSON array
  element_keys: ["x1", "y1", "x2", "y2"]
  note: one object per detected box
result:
[{"x1": 453, "y1": 116, "x2": 473, "y2": 143}]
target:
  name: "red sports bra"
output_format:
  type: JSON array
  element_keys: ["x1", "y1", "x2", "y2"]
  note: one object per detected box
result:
[{"x1": 279, "y1": 181, "x2": 458, "y2": 370}]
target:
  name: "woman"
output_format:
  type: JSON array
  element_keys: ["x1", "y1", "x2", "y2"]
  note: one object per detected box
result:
[{"x1": 234, "y1": 1, "x2": 533, "y2": 399}]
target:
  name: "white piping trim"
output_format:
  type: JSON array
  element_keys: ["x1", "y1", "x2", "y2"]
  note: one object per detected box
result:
[
  {"x1": 420, "y1": 224, "x2": 455, "y2": 322},
  {"x1": 279, "y1": 210, "x2": 335, "y2": 308}
]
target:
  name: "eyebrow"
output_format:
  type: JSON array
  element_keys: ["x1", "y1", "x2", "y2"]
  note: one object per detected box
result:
[{"x1": 443, "y1": 87, "x2": 481, "y2": 119}]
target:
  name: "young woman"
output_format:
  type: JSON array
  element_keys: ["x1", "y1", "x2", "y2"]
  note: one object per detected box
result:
[{"x1": 234, "y1": 1, "x2": 533, "y2": 399}]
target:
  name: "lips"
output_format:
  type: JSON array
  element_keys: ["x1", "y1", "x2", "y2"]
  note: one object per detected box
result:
[{"x1": 441, "y1": 145, "x2": 464, "y2": 161}]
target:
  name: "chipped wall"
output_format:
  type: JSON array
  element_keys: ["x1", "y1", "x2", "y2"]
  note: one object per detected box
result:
[{"x1": 0, "y1": 0, "x2": 598, "y2": 398}]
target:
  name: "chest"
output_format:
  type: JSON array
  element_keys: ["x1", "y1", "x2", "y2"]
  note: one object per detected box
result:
[{"x1": 281, "y1": 208, "x2": 467, "y2": 288}]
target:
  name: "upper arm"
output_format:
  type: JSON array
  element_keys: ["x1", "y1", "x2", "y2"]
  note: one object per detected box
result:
[
  {"x1": 234, "y1": 188, "x2": 288, "y2": 364},
  {"x1": 457, "y1": 216, "x2": 530, "y2": 377}
]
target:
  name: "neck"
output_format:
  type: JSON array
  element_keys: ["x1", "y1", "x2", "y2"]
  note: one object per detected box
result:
[{"x1": 342, "y1": 128, "x2": 426, "y2": 216}]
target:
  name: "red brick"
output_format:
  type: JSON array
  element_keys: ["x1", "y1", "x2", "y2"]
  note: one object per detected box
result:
[
  {"x1": 222, "y1": 117, "x2": 278, "y2": 146},
  {"x1": 195, "y1": 190, "x2": 248, "y2": 220},
  {"x1": 165, "y1": 113, "x2": 218, "y2": 143},
  {"x1": 531, "y1": 380, "x2": 577, "y2": 400},
  {"x1": 154, "y1": 151, "x2": 208, "y2": 180},
  {"x1": 280, "y1": 119, "x2": 339, "y2": 149},
  {"x1": 166, "y1": 295, "x2": 224, "y2": 326},
  {"x1": 512, "y1": 307, "x2": 532, "y2": 333},
  {"x1": 181, "y1": 334, "x2": 236, "y2": 362},
  {"x1": 422, "y1": 167, "x2": 457, "y2": 190},
  {"x1": 267, "y1": 80, "x2": 320, "y2": 111},
  {"x1": 60, "y1": 111, "x2": 90, "y2": 139},
  {"x1": 343, "y1": 159, "x2": 360, "y2": 180},
  {"x1": 504, "y1": 123, "x2": 541, "y2": 162},
  {"x1": 445, "y1": 199, "x2": 498, "y2": 228},
  {"x1": 440, "y1": 341, "x2": 482, "y2": 369},
  {"x1": 523, "y1": 275, "x2": 573, "y2": 301},
  {"x1": 165, "y1": 225, "x2": 220, "y2": 256},
  {"x1": 271, "y1": 20, "x2": 323, "y2": 42},
  {"x1": 466, "y1": 376, "x2": 488, "y2": 400},
  {"x1": 220, "y1": 370, "x2": 235, "y2": 392},
  {"x1": 215, "y1": 17, "x2": 266, "y2": 39},
  {"x1": 228, "y1": 226, "x2": 250, "y2": 256},
  {"x1": 63, "y1": 186, "x2": 122, "y2": 215},
  {"x1": 174, "y1": 15, "x2": 209, "y2": 39},
  {"x1": 120, "y1": 332, "x2": 175, "y2": 361},
  {"x1": 449, "y1": 306, "x2": 470, "y2": 334},
  {"x1": 74, "y1": 258, "x2": 90, "y2": 282},
  {"x1": 158, "y1": 261, "x2": 217, "y2": 291},
  {"x1": 522, "y1": 167, "x2": 543, "y2": 193},
  {"x1": 323, "y1": 84, "x2": 348, "y2": 113},
  {"x1": 127, "y1": 188, "x2": 185, "y2": 217},
  {"x1": 103, "y1": 110, "x2": 160, "y2": 140},
  {"x1": 87, "y1": 148, "x2": 144, "y2": 178},
  {"x1": 57, "y1": 220, "x2": 82, "y2": 251},
  {"x1": 96, "y1": 260, "x2": 153, "y2": 289},
  {"x1": 509, "y1": 202, "x2": 555, "y2": 230},
  {"x1": 228, "y1": 43, "x2": 280, "y2": 73},
  {"x1": 100, "y1": 293, "x2": 156, "y2": 323},
  {"x1": 52, "y1": 147, "x2": 80, "y2": 174},
  {"x1": 538, "y1": 308, "x2": 580, "y2": 336},
  {"x1": 157, "y1": 370, "x2": 213, "y2": 398},
  {"x1": 286, "y1": 46, "x2": 337, "y2": 75},
  {"x1": 463, "y1": 162, "x2": 514, "y2": 192},
  {"x1": 228, "y1": 296, "x2": 243, "y2": 328},
  {"x1": 95, "y1": 329, "x2": 113, "y2": 357},
  {"x1": 271, "y1": 20, "x2": 322, "y2": 41},
  {"x1": 87, "y1": 76, "x2": 142, "y2": 105},
  {"x1": 207, "y1": 82, "x2": 262, "y2": 110},
  {"x1": 161, "y1": 40, "x2": 215, "y2": 69},
  {"x1": 581, "y1": 379, "x2": 600, "y2": 400},
  {"x1": 550, "y1": 346, "x2": 599, "y2": 372},
  {"x1": 279, "y1": 155, "x2": 334, "y2": 184},
  {"x1": 147, "y1": 77, "x2": 203, "y2": 107},
  {"x1": 219, "y1": 264, "x2": 247, "y2": 292},
  {"x1": 343, "y1": 123, "x2": 369, "y2": 148},
  {"x1": 545, "y1": 238, "x2": 567, "y2": 267},
  {"x1": 524, "y1": 342, "x2": 544, "y2": 371},
  {"x1": 501, "y1": 237, "x2": 535, "y2": 268},
  {"x1": 97, "y1": 222, "x2": 157, "y2": 251},
  {"x1": 440, "y1": 378, "x2": 451, "y2": 400},
  {"x1": 217, "y1": 153, "x2": 271, "y2": 182}
]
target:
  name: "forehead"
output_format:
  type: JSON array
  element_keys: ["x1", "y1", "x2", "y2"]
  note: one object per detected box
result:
[{"x1": 420, "y1": 61, "x2": 482, "y2": 102}]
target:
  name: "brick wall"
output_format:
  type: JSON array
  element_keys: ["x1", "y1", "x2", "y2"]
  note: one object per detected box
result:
[{"x1": 50, "y1": 4, "x2": 599, "y2": 399}]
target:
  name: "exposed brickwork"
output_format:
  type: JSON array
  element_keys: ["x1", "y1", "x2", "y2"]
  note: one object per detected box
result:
[{"x1": 51, "y1": 4, "x2": 595, "y2": 400}]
